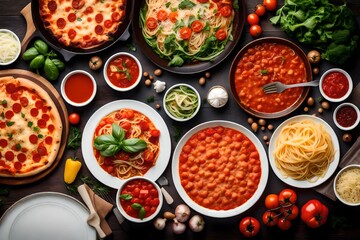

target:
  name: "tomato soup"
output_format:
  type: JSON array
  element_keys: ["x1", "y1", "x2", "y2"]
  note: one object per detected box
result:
[
  {"x1": 179, "y1": 126, "x2": 261, "y2": 210},
  {"x1": 322, "y1": 71, "x2": 349, "y2": 99},
  {"x1": 336, "y1": 105, "x2": 358, "y2": 128},
  {"x1": 106, "y1": 54, "x2": 140, "y2": 89},
  {"x1": 64, "y1": 73, "x2": 94, "y2": 103},
  {"x1": 233, "y1": 43, "x2": 307, "y2": 113}
]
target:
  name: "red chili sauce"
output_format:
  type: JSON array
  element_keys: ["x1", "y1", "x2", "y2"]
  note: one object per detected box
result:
[
  {"x1": 336, "y1": 105, "x2": 358, "y2": 127},
  {"x1": 106, "y1": 55, "x2": 140, "y2": 88},
  {"x1": 64, "y1": 73, "x2": 94, "y2": 103},
  {"x1": 322, "y1": 72, "x2": 349, "y2": 99},
  {"x1": 119, "y1": 178, "x2": 160, "y2": 219}
]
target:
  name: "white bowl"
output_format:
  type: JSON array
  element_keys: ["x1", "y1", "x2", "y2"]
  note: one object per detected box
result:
[
  {"x1": 116, "y1": 176, "x2": 163, "y2": 223},
  {"x1": 103, "y1": 52, "x2": 142, "y2": 91},
  {"x1": 60, "y1": 70, "x2": 97, "y2": 107},
  {"x1": 319, "y1": 68, "x2": 353, "y2": 102},
  {"x1": 333, "y1": 103, "x2": 360, "y2": 131},
  {"x1": 0, "y1": 29, "x2": 21, "y2": 66},
  {"x1": 163, "y1": 83, "x2": 201, "y2": 122},
  {"x1": 333, "y1": 164, "x2": 360, "y2": 206}
]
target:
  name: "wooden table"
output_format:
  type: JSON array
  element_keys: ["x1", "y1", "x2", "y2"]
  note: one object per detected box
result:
[{"x1": 1, "y1": 1, "x2": 360, "y2": 239}]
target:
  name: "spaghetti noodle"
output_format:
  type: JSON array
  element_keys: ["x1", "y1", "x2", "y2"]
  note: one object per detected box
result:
[
  {"x1": 140, "y1": 0, "x2": 235, "y2": 66},
  {"x1": 273, "y1": 119, "x2": 335, "y2": 182},
  {"x1": 93, "y1": 108, "x2": 160, "y2": 179}
]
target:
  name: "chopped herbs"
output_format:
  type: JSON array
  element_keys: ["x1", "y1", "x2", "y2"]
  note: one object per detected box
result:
[{"x1": 67, "y1": 126, "x2": 82, "y2": 150}]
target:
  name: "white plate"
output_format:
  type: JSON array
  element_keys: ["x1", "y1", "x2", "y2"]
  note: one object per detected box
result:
[
  {"x1": 268, "y1": 115, "x2": 340, "y2": 188},
  {"x1": 0, "y1": 192, "x2": 96, "y2": 240},
  {"x1": 82, "y1": 100, "x2": 171, "y2": 189},
  {"x1": 172, "y1": 120, "x2": 269, "y2": 218}
]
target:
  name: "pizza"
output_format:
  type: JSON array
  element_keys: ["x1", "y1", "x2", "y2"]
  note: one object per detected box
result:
[
  {"x1": 38, "y1": 0, "x2": 127, "y2": 49},
  {"x1": 0, "y1": 76, "x2": 62, "y2": 177}
]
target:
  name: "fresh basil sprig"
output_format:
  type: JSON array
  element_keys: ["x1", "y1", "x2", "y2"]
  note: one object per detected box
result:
[{"x1": 94, "y1": 123, "x2": 147, "y2": 157}]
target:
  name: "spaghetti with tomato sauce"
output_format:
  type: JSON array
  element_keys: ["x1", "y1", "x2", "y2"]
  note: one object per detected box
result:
[
  {"x1": 234, "y1": 42, "x2": 307, "y2": 113},
  {"x1": 179, "y1": 126, "x2": 261, "y2": 210},
  {"x1": 93, "y1": 108, "x2": 160, "y2": 179}
]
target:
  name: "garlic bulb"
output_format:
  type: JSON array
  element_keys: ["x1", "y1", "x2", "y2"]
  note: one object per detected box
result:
[
  {"x1": 153, "y1": 80, "x2": 166, "y2": 93},
  {"x1": 207, "y1": 86, "x2": 228, "y2": 108}
]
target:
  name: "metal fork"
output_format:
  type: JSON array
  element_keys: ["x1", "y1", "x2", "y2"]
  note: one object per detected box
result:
[
  {"x1": 262, "y1": 80, "x2": 319, "y2": 94},
  {"x1": 97, "y1": 190, "x2": 126, "y2": 225}
]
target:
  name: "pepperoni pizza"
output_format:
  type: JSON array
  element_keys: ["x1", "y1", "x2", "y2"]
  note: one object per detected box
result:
[
  {"x1": 39, "y1": 0, "x2": 127, "y2": 49},
  {"x1": 0, "y1": 76, "x2": 62, "y2": 177}
]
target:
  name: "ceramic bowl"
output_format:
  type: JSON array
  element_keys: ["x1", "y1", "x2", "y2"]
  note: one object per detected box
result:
[
  {"x1": 333, "y1": 103, "x2": 360, "y2": 131},
  {"x1": 319, "y1": 68, "x2": 353, "y2": 102},
  {"x1": 333, "y1": 164, "x2": 360, "y2": 206},
  {"x1": 0, "y1": 29, "x2": 21, "y2": 66}
]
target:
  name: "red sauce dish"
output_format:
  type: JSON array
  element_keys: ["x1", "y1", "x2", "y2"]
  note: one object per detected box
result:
[
  {"x1": 116, "y1": 177, "x2": 163, "y2": 223},
  {"x1": 104, "y1": 52, "x2": 142, "y2": 91},
  {"x1": 61, "y1": 70, "x2": 97, "y2": 107},
  {"x1": 333, "y1": 103, "x2": 360, "y2": 131},
  {"x1": 320, "y1": 68, "x2": 353, "y2": 102}
]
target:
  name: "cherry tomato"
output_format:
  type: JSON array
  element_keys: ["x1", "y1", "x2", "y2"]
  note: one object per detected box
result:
[
  {"x1": 215, "y1": 29, "x2": 227, "y2": 41},
  {"x1": 68, "y1": 113, "x2": 80, "y2": 125},
  {"x1": 143, "y1": 150, "x2": 155, "y2": 163},
  {"x1": 191, "y1": 20, "x2": 204, "y2": 33},
  {"x1": 247, "y1": 13, "x2": 260, "y2": 26},
  {"x1": 254, "y1": 4, "x2": 266, "y2": 16},
  {"x1": 179, "y1": 27, "x2": 192, "y2": 39},
  {"x1": 278, "y1": 189, "x2": 297, "y2": 206},
  {"x1": 120, "y1": 121, "x2": 131, "y2": 131},
  {"x1": 239, "y1": 217, "x2": 260, "y2": 237},
  {"x1": 277, "y1": 217, "x2": 291, "y2": 230},
  {"x1": 219, "y1": 5, "x2": 233, "y2": 17},
  {"x1": 262, "y1": 211, "x2": 278, "y2": 227},
  {"x1": 156, "y1": 9, "x2": 168, "y2": 21},
  {"x1": 169, "y1": 12, "x2": 178, "y2": 23},
  {"x1": 146, "y1": 17, "x2": 158, "y2": 30},
  {"x1": 249, "y1": 25, "x2": 262, "y2": 37},
  {"x1": 265, "y1": 194, "x2": 279, "y2": 209},
  {"x1": 263, "y1": 0, "x2": 277, "y2": 11},
  {"x1": 280, "y1": 205, "x2": 299, "y2": 221},
  {"x1": 150, "y1": 129, "x2": 160, "y2": 137}
]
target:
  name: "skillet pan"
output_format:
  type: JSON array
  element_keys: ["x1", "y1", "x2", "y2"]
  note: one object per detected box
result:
[
  {"x1": 21, "y1": 0, "x2": 134, "y2": 61},
  {"x1": 132, "y1": 0, "x2": 246, "y2": 74}
]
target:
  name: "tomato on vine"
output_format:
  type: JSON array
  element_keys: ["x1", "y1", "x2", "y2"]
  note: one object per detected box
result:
[
  {"x1": 280, "y1": 205, "x2": 299, "y2": 221},
  {"x1": 262, "y1": 211, "x2": 278, "y2": 227},
  {"x1": 254, "y1": 4, "x2": 266, "y2": 16},
  {"x1": 239, "y1": 217, "x2": 260, "y2": 237},
  {"x1": 278, "y1": 189, "x2": 297, "y2": 206},
  {"x1": 277, "y1": 217, "x2": 291, "y2": 230},
  {"x1": 265, "y1": 194, "x2": 279, "y2": 209}
]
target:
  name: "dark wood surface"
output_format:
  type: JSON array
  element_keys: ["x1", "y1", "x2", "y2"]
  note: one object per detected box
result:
[{"x1": 1, "y1": 1, "x2": 360, "y2": 239}]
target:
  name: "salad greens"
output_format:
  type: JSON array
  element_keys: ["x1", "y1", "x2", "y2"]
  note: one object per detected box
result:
[{"x1": 270, "y1": 0, "x2": 359, "y2": 65}]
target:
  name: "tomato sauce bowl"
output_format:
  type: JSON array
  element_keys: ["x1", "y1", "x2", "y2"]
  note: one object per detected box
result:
[
  {"x1": 116, "y1": 176, "x2": 163, "y2": 223},
  {"x1": 319, "y1": 68, "x2": 353, "y2": 102},
  {"x1": 333, "y1": 103, "x2": 359, "y2": 131},
  {"x1": 60, "y1": 70, "x2": 97, "y2": 107},
  {"x1": 103, "y1": 52, "x2": 142, "y2": 92}
]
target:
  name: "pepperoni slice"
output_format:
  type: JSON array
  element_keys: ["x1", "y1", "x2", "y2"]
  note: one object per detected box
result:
[
  {"x1": 5, "y1": 110, "x2": 14, "y2": 119},
  {"x1": 0, "y1": 122, "x2": 5, "y2": 128},
  {"x1": 68, "y1": 13, "x2": 76, "y2": 22},
  {"x1": 0, "y1": 160, "x2": 5, "y2": 167},
  {"x1": 48, "y1": 124, "x2": 55, "y2": 133},
  {"x1": 57, "y1": 18, "x2": 66, "y2": 29},
  {"x1": 0, "y1": 139, "x2": 8, "y2": 148},
  {"x1": 111, "y1": 12, "x2": 121, "y2": 22},
  {"x1": 72, "y1": 0, "x2": 85, "y2": 9},
  {"x1": 104, "y1": 20, "x2": 113, "y2": 28},
  {"x1": 6, "y1": 83, "x2": 17, "y2": 93},
  {"x1": 42, "y1": 114, "x2": 50, "y2": 121},
  {"x1": 95, "y1": 13, "x2": 103, "y2": 23},
  {"x1": 37, "y1": 146, "x2": 47, "y2": 156},
  {"x1": 14, "y1": 161, "x2": 22, "y2": 170},
  {"x1": 12, "y1": 103, "x2": 22, "y2": 113},
  {"x1": 68, "y1": 29, "x2": 77, "y2": 39},
  {"x1": 20, "y1": 97, "x2": 29, "y2": 107},
  {"x1": 47, "y1": 0, "x2": 57, "y2": 11},
  {"x1": 42, "y1": 106, "x2": 49, "y2": 113},
  {"x1": 30, "y1": 108, "x2": 39, "y2": 117},
  {"x1": 33, "y1": 154, "x2": 41, "y2": 162},
  {"x1": 37, "y1": 119, "x2": 47, "y2": 128},
  {"x1": 35, "y1": 100, "x2": 44, "y2": 109},
  {"x1": 17, "y1": 153, "x2": 26, "y2": 162},
  {"x1": 5, "y1": 151, "x2": 14, "y2": 161},
  {"x1": 84, "y1": 6, "x2": 93, "y2": 14},
  {"x1": 11, "y1": 92, "x2": 20, "y2": 101},
  {"x1": 29, "y1": 134, "x2": 38, "y2": 144},
  {"x1": 95, "y1": 25, "x2": 104, "y2": 35},
  {"x1": 45, "y1": 136, "x2": 53, "y2": 145}
]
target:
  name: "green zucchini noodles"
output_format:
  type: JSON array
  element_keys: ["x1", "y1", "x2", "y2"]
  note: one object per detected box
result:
[
  {"x1": 140, "y1": 0, "x2": 235, "y2": 66},
  {"x1": 165, "y1": 85, "x2": 199, "y2": 119}
]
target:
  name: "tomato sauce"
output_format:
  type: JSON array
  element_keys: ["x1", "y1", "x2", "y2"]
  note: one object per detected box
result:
[
  {"x1": 179, "y1": 126, "x2": 261, "y2": 210},
  {"x1": 322, "y1": 72, "x2": 349, "y2": 99},
  {"x1": 106, "y1": 55, "x2": 140, "y2": 89},
  {"x1": 119, "y1": 178, "x2": 160, "y2": 219},
  {"x1": 336, "y1": 105, "x2": 358, "y2": 127},
  {"x1": 64, "y1": 73, "x2": 94, "y2": 103},
  {"x1": 233, "y1": 43, "x2": 307, "y2": 113}
]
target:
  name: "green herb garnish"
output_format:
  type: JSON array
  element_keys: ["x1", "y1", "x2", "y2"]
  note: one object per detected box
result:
[{"x1": 67, "y1": 126, "x2": 82, "y2": 150}]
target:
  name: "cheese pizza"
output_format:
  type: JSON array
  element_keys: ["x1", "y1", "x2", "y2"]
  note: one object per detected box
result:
[
  {"x1": 0, "y1": 76, "x2": 62, "y2": 177},
  {"x1": 39, "y1": 0, "x2": 127, "y2": 49}
]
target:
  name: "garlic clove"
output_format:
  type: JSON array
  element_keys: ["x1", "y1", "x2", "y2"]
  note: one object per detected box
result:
[{"x1": 153, "y1": 80, "x2": 166, "y2": 93}]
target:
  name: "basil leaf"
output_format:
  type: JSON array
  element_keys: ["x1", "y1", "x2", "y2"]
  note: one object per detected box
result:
[
  {"x1": 122, "y1": 139, "x2": 147, "y2": 153},
  {"x1": 94, "y1": 134, "x2": 117, "y2": 150},
  {"x1": 111, "y1": 123, "x2": 125, "y2": 142},
  {"x1": 100, "y1": 144, "x2": 122, "y2": 157},
  {"x1": 139, "y1": 207, "x2": 146, "y2": 220},
  {"x1": 131, "y1": 203, "x2": 142, "y2": 210},
  {"x1": 120, "y1": 194, "x2": 132, "y2": 201}
]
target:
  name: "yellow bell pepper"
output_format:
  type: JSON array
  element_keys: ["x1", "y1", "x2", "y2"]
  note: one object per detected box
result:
[{"x1": 64, "y1": 158, "x2": 82, "y2": 184}]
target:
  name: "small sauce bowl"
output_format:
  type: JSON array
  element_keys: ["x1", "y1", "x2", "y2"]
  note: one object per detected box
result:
[
  {"x1": 116, "y1": 176, "x2": 163, "y2": 223},
  {"x1": 319, "y1": 68, "x2": 353, "y2": 102},
  {"x1": 0, "y1": 29, "x2": 21, "y2": 66},
  {"x1": 61, "y1": 70, "x2": 97, "y2": 107},
  {"x1": 333, "y1": 102, "x2": 359, "y2": 131},
  {"x1": 333, "y1": 164, "x2": 360, "y2": 206},
  {"x1": 103, "y1": 52, "x2": 142, "y2": 92}
]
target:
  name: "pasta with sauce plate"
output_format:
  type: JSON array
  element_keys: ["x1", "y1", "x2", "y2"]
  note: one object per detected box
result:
[{"x1": 172, "y1": 120, "x2": 268, "y2": 218}]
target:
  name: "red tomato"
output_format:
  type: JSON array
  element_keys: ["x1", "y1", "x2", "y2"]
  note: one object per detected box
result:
[
  {"x1": 254, "y1": 4, "x2": 266, "y2": 16},
  {"x1": 301, "y1": 199, "x2": 328, "y2": 228},
  {"x1": 157, "y1": 9, "x2": 168, "y2": 21},
  {"x1": 215, "y1": 29, "x2": 227, "y2": 41},
  {"x1": 277, "y1": 217, "x2": 291, "y2": 230},
  {"x1": 146, "y1": 17, "x2": 157, "y2": 30},
  {"x1": 139, "y1": 120, "x2": 149, "y2": 131},
  {"x1": 143, "y1": 150, "x2": 155, "y2": 163},
  {"x1": 169, "y1": 12, "x2": 178, "y2": 23},
  {"x1": 262, "y1": 211, "x2": 278, "y2": 227},
  {"x1": 265, "y1": 194, "x2": 279, "y2": 209},
  {"x1": 263, "y1": 0, "x2": 277, "y2": 11},
  {"x1": 179, "y1": 27, "x2": 192, "y2": 39},
  {"x1": 191, "y1": 20, "x2": 204, "y2": 33},
  {"x1": 280, "y1": 205, "x2": 299, "y2": 221},
  {"x1": 249, "y1": 25, "x2": 262, "y2": 37},
  {"x1": 68, "y1": 113, "x2": 80, "y2": 125},
  {"x1": 120, "y1": 121, "x2": 131, "y2": 131},
  {"x1": 150, "y1": 129, "x2": 160, "y2": 137},
  {"x1": 278, "y1": 189, "x2": 297, "y2": 206},
  {"x1": 219, "y1": 5, "x2": 233, "y2": 17},
  {"x1": 239, "y1": 217, "x2": 260, "y2": 237},
  {"x1": 247, "y1": 13, "x2": 260, "y2": 26}
]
